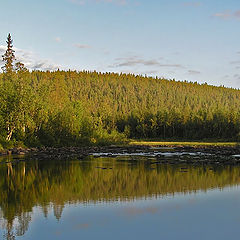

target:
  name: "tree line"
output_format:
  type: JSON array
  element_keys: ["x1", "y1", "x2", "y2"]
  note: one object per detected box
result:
[{"x1": 1, "y1": 34, "x2": 240, "y2": 147}]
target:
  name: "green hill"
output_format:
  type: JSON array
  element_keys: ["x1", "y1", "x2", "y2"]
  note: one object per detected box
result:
[{"x1": 1, "y1": 70, "x2": 240, "y2": 146}]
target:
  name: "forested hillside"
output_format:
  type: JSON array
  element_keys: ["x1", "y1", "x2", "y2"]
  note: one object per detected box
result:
[{"x1": 0, "y1": 70, "x2": 240, "y2": 147}]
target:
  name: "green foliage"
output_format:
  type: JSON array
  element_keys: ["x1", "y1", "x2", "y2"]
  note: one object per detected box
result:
[
  {"x1": 1, "y1": 33, "x2": 15, "y2": 73},
  {"x1": 1, "y1": 70, "x2": 240, "y2": 146}
]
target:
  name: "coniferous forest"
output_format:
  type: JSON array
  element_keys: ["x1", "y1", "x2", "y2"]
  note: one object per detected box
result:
[{"x1": 1, "y1": 35, "x2": 240, "y2": 148}]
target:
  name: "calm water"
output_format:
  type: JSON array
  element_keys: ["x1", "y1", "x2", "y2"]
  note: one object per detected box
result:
[{"x1": 1, "y1": 154, "x2": 240, "y2": 239}]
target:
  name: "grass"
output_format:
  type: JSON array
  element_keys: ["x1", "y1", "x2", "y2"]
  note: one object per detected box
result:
[{"x1": 129, "y1": 140, "x2": 239, "y2": 147}]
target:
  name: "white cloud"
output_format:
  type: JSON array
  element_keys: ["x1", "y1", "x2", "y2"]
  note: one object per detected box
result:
[
  {"x1": 0, "y1": 46, "x2": 6, "y2": 53},
  {"x1": 55, "y1": 37, "x2": 61, "y2": 43},
  {"x1": 69, "y1": 0, "x2": 127, "y2": 6},
  {"x1": 69, "y1": 0, "x2": 85, "y2": 5},
  {"x1": 0, "y1": 45, "x2": 60, "y2": 71},
  {"x1": 110, "y1": 56, "x2": 183, "y2": 68},
  {"x1": 212, "y1": 10, "x2": 240, "y2": 20},
  {"x1": 230, "y1": 60, "x2": 240, "y2": 65},
  {"x1": 235, "y1": 10, "x2": 240, "y2": 18},
  {"x1": 140, "y1": 70, "x2": 159, "y2": 75},
  {"x1": 212, "y1": 11, "x2": 231, "y2": 19},
  {"x1": 234, "y1": 74, "x2": 240, "y2": 78},
  {"x1": 188, "y1": 70, "x2": 201, "y2": 74},
  {"x1": 74, "y1": 43, "x2": 91, "y2": 49},
  {"x1": 183, "y1": 2, "x2": 202, "y2": 7}
]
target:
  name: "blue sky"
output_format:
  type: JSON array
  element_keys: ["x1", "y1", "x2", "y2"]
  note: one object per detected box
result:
[{"x1": 1, "y1": 0, "x2": 240, "y2": 88}]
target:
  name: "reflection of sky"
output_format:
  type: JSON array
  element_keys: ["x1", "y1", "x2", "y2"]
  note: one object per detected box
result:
[
  {"x1": 1, "y1": 0, "x2": 240, "y2": 88},
  {"x1": 2, "y1": 186, "x2": 240, "y2": 240}
]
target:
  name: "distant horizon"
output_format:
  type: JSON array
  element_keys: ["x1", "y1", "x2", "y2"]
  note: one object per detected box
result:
[{"x1": 1, "y1": 0, "x2": 240, "y2": 88}]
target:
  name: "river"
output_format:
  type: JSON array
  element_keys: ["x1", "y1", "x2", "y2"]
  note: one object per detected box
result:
[{"x1": 0, "y1": 152, "x2": 240, "y2": 239}]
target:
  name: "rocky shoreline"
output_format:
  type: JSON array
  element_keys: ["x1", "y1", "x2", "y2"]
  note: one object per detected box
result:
[{"x1": 1, "y1": 145, "x2": 240, "y2": 165}]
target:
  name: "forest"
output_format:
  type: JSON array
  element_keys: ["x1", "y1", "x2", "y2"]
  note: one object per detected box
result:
[{"x1": 1, "y1": 35, "x2": 240, "y2": 148}]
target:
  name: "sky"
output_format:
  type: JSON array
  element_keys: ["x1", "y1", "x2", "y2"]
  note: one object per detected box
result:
[{"x1": 0, "y1": 0, "x2": 240, "y2": 88}]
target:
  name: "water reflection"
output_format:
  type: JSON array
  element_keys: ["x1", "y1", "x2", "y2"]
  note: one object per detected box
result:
[{"x1": 0, "y1": 155, "x2": 240, "y2": 239}]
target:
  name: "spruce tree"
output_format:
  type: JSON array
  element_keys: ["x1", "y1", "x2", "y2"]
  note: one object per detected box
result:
[{"x1": 2, "y1": 33, "x2": 16, "y2": 73}]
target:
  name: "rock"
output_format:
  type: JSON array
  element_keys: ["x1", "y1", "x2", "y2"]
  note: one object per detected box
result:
[{"x1": 11, "y1": 148, "x2": 18, "y2": 154}]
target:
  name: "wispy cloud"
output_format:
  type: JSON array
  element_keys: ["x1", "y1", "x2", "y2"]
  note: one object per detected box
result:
[
  {"x1": 212, "y1": 11, "x2": 231, "y2": 19},
  {"x1": 233, "y1": 74, "x2": 240, "y2": 81},
  {"x1": 182, "y1": 2, "x2": 202, "y2": 7},
  {"x1": 230, "y1": 60, "x2": 240, "y2": 65},
  {"x1": 69, "y1": 0, "x2": 127, "y2": 6},
  {"x1": 74, "y1": 43, "x2": 91, "y2": 49},
  {"x1": 229, "y1": 60, "x2": 240, "y2": 70},
  {"x1": 0, "y1": 46, "x2": 6, "y2": 53},
  {"x1": 212, "y1": 10, "x2": 240, "y2": 20},
  {"x1": 110, "y1": 56, "x2": 183, "y2": 68},
  {"x1": 0, "y1": 45, "x2": 60, "y2": 71},
  {"x1": 188, "y1": 70, "x2": 201, "y2": 74},
  {"x1": 55, "y1": 37, "x2": 61, "y2": 43},
  {"x1": 143, "y1": 70, "x2": 159, "y2": 75},
  {"x1": 235, "y1": 10, "x2": 240, "y2": 18},
  {"x1": 69, "y1": 0, "x2": 85, "y2": 5}
]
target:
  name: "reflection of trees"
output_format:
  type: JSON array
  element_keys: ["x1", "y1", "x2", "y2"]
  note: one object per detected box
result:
[
  {"x1": 1, "y1": 211, "x2": 31, "y2": 240},
  {"x1": 3, "y1": 229, "x2": 15, "y2": 240},
  {"x1": 1, "y1": 156, "x2": 240, "y2": 239},
  {"x1": 53, "y1": 204, "x2": 64, "y2": 221},
  {"x1": 15, "y1": 212, "x2": 31, "y2": 237},
  {"x1": 0, "y1": 158, "x2": 84, "y2": 239}
]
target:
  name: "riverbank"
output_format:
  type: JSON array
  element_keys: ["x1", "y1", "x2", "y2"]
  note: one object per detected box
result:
[
  {"x1": 1, "y1": 142, "x2": 240, "y2": 166},
  {"x1": 129, "y1": 140, "x2": 239, "y2": 147},
  {"x1": 1, "y1": 140, "x2": 238, "y2": 155}
]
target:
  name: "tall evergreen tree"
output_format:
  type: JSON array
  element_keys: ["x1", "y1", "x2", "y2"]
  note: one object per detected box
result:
[{"x1": 1, "y1": 33, "x2": 16, "y2": 73}]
